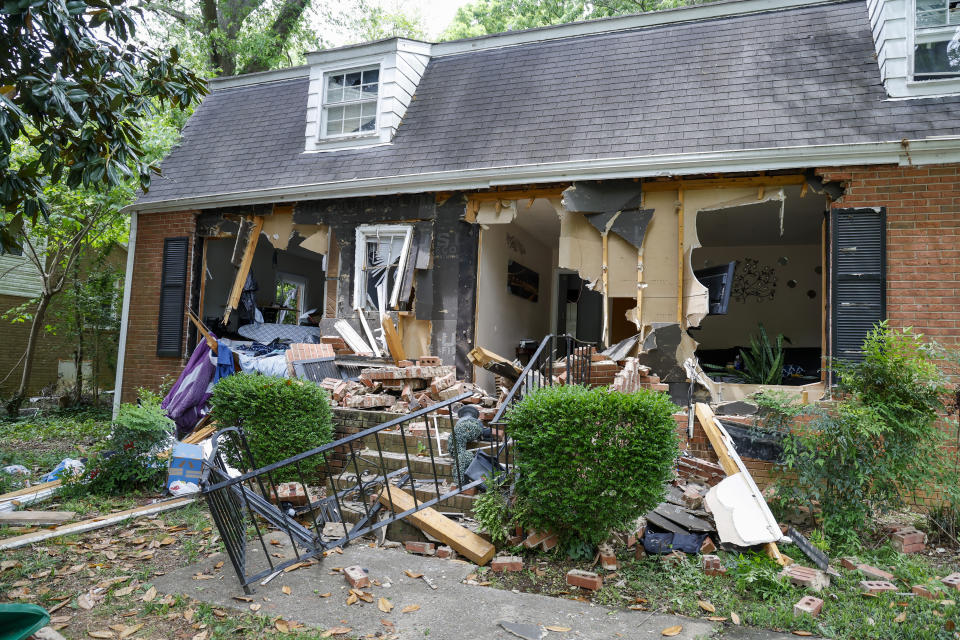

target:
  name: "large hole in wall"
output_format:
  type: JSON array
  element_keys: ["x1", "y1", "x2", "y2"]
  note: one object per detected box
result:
[
  {"x1": 474, "y1": 198, "x2": 560, "y2": 392},
  {"x1": 691, "y1": 185, "x2": 826, "y2": 384}
]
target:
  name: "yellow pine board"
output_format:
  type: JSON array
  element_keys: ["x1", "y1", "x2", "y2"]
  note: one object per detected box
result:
[{"x1": 378, "y1": 486, "x2": 495, "y2": 566}]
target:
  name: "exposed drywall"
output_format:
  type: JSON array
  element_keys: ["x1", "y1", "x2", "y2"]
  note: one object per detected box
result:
[
  {"x1": 474, "y1": 223, "x2": 554, "y2": 392},
  {"x1": 555, "y1": 205, "x2": 638, "y2": 297},
  {"x1": 399, "y1": 316, "x2": 431, "y2": 360},
  {"x1": 692, "y1": 244, "x2": 821, "y2": 350},
  {"x1": 262, "y1": 212, "x2": 295, "y2": 250}
]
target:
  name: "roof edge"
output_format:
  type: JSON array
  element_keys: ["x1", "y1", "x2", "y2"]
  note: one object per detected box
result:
[
  {"x1": 205, "y1": 0, "x2": 846, "y2": 91},
  {"x1": 127, "y1": 137, "x2": 960, "y2": 214}
]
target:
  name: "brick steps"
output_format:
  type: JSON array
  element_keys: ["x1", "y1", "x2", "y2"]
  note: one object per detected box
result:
[{"x1": 328, "y1": 471, "x2": 478, "y2": 514}]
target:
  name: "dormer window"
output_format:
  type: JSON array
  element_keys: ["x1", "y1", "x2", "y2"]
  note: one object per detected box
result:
[
  {"x1": 914, "y1": 1, "x2": 960, "y2": 79},
  {"x1": 322, "y1": 67, "x2": 380, "y2": 138}
]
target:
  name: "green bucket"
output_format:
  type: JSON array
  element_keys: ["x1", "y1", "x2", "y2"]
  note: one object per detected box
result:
[{"x1": 0, "y1": 603, "x2": 51, "y2": 640}]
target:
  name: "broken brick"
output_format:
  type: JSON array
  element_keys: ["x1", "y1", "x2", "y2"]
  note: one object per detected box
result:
[
  {"x1": 793, "y1": 595, "x2": 823, "y2": 617},
  {"x1": 273, "y1": 482, "x2": 307, "y2": 506},
  {"x1": 436, "y1": 546, "x2": 456, "y2": 560},
  {"x1": 860, "y1": 580, "x2": 897, "y2": 595},
  {"x1": 912, "y1": 584, "x2": 938, "y2": 600},
  {"x1": 397, "y1": 360, "x2": 414, "y2": 368},
  {"x1": 702, "y1": 554, "x2": 727, "y2": 577},
  {"x1": 781, "y1": 565, "x2": 830, "y2": 591},
  {"x1": 891, "y1": 527, "x2": 926, "y2": 554},
  {"x1": 700, "y1": 537, "x2": 717, "y2": 555},
  {"x1": 566, "y1": 569, "x2": 602, "y2": 591},
  {"x1": 417, "y1": 356, "x2": 442, "y2": 367},
  {"x1": 839, "y1": 557, "x2": 859, "y2": 571},
  {"x1": 942, "y1": 573, "x2": 960, "y2": 591},
  {"x1": 343, "y1": 566, "x2": 370, "y2": 589},
  {"x1": 491, "y1": 556, "x2": 523, "y2": 572},
  {"x1": 540, "y1": 533, "x2": 559, "y2": 552},
  {"x1": 404, "y1": 541, "x2": 435, "y2": 556},
  {"x1": 857, "y1": 564, "x2": 895, "y2": 582},
  {"x1": 523, "y1": 530, "x2": 551, "y2": 549},
  {"x1": 598, "y1": 544, "x2": 618, "y2": 571}
]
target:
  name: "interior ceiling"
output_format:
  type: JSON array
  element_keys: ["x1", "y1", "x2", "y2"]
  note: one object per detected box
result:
[
  {"x1": 512, "y1": 198, "x2": 562, "y2": 239},
  {"x1": 696, "y1": 185, "x2": 825, "y2": 246}
]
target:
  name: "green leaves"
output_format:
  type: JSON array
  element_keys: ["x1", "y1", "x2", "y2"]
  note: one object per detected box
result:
[
  {"x1": 0, "y1": 0, "x2": 207, "y2": 250},
  {"x1": 505, "y1": 385, "x2": 679, "y2": 546}
]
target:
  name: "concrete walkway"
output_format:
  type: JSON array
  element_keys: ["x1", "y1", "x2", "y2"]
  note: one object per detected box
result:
[{"x1": 154, "y1": 541, "x2": 795, "y2": 639}]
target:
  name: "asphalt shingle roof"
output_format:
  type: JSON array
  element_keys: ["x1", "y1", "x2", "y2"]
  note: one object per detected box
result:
[{"x1": 137, "y1": 0, "x2": 960, "y2": 206}]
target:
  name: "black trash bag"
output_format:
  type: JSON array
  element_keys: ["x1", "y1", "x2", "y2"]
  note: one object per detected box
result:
[{"x1": 642, "y1": 531, "x2": 708, "y2": 555}]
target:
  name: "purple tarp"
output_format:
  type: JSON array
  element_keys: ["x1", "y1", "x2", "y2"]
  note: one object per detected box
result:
[{"x1": 161, "y1": 339, "x2": 215, "y2": 439}]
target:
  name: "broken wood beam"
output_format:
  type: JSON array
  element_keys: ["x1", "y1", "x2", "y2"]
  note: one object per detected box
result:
[
  {"x1": 223, "y1": 215, "x2": 264, "y2": 325},
  {"x1": 467, "y1": 346, "x2": 522, "y2": 381},
  {"x1": 380, "y1": 313, "x2": 406, "y2": 365},
  {"x1": 0, "y1": 497, "x2": 195, "y2": 551},
  {"x1": 0, "y1": 510, "x2": 76, "y2": 526},
  {"x1": 377, "y1": 486, "x2": 495, "y2": 565}
]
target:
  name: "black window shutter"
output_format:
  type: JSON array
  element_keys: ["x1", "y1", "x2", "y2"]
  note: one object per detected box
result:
[
  {"x1": 831, "y1": 207, "x2": 885, "y2": 362},
  {"x1": 157, "y1": 237, "x2": 189, "y2": 357}
]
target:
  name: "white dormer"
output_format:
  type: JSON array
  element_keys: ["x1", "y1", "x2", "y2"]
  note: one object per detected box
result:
[
  {"x1": 869, "y1": 0, "x2": 960, "y2": 97},
  {"x1": 304, "y1": 38, "x2": 432, "y2": 152}
]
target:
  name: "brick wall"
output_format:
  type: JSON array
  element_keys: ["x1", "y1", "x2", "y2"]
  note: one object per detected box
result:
[
  {"x1": 120, "y1": 211, "x2": 198, "y2": 402},
  {"x1": 329, "y1": 408, "x2": 396, "y2": 474},
  {"x1": 818, "y1": 164, "x2": 960, "y2": 346}
]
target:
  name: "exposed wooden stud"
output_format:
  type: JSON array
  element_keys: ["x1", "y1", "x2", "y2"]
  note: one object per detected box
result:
[
  {"x1": 380, "y1": 313, "x2": 406, "y2": 364},
  {"x1": 757, "y1": 185, "x2": 765, "y2": 200},
  {"x1": 601, "y1": 231, "x2": 610, "y2": 346},
  {"x1": 222, "y1": 215, "x2": 264, "y2": 325},
  {"x1": 800, "y1": 181, "x2": 809, "y2": 198},
  {"x1": 677, "y1": 189, "x2": 685, "y2": 324}
]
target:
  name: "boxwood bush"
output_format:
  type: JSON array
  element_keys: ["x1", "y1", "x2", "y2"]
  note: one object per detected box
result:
[
  {"x1": 506, "y1": 385, "x2": 679, "y2": 546},
  {"x1": 209, "y1": 373, "x2": 334, "y2": 480}
]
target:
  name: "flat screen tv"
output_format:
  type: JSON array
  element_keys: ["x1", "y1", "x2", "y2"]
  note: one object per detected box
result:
[{"x1": 694, "y1": 261, "x2": 736, "y2": 315}]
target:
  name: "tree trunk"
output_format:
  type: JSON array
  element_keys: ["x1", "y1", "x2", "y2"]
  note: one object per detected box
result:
[{"x1": 7, "y1": 294, "x2": 51, "y2": 416}]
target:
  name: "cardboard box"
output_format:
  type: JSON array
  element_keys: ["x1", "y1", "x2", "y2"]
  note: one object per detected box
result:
[{"x1": 167, "y1": 442, "x2": 203, "y2": 490}]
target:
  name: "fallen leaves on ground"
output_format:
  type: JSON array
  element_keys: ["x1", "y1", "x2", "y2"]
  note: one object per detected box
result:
[
  {"x1": 118, "y1": 623, "x2": 143, "y2": 639},
  {"x1": 401, "y1": 604, "x2": 420, "y2": 613},
  {"x1": 545, "y1": 625, "x2": 572, "y2": 632},
  {"x1": 88, "y1": 632, "x2": 113, "y2": 639},
  {"x1": 405, "y1": 570, "x2": 423, "y2": 579},
  {"x1": 698, "y1": 600, "x2": 716, "y2": 613},
  {"x1": 141, "y1": 586, "x2": 156, "y2": 602},
  {"x1": 275, "y1": 619, "x2": 289, "y2": 632},
  {"x1": 895, "y1": 611, "x2": 907, "y2": 623},
  {"x1": 321, "y1": 627, "x2": 352, "y2": 637},
  {"x1": 318, "y1": 592, "x2": 332, "y2": 598},
  {"x1": 77, "y1": 593, "x2": 96, "y2": 610},
  {"x1": 377, "y1": 597, "x2": 393, "y2": 613},
  {"x1": 281, "y1": 585, "x2": 292, "y2": 595},
  {"x1": 731, "y1": 612, "x2": 741, "y2": 625},
  {"x1": 249, "y1": 604, "x2": 262, "y2": 612},
  {"x1": 661, "y1": 625, "x2": 682, "y2": 637}
]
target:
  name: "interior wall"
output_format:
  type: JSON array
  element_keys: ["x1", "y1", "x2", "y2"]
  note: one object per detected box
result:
[
  {"x1": 692, "y1": 244, "x2": 822, "y2": 349},
  {"x1": 202, "y1": 237, "x2": 325, "y2": 321},
  {"x1": 475, "y1": 223, "x2": 555, "y2": 392}
]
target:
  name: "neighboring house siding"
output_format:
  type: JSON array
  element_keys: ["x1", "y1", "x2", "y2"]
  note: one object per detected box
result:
[
  {"x1": 0, "y1": 251, "x2": 43, "y2": 298},
  {"x1": 120, "y1": 211, "x2": 198, "y2": 403},
  {"x1": 819, "y1": 163, "x2": 960, "y2": 346}
]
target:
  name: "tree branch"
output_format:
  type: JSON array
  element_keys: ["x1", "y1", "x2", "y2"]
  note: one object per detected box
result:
[
  {"x1": 140, "y1": 1, "x2": 196, "y2": 24},
  {"x1": 238, "y1": 0, "x2": 310, "y2": 75}
]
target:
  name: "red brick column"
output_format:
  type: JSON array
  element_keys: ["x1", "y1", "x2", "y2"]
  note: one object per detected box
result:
[{"x1": 120, "y1": 211, "x2": 198, "y2": 403}]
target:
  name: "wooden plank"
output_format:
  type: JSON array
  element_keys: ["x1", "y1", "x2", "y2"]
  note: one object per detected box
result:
[
  {"x1": 654, "y1": 503, "x2": 713, "y2": 532},
  {"x1": 377, "y1": 486, "x2": 495, "y2": 565},
  {"x1": 695, "y1": 402, "x2": 788, "y2": 565},
  {"x1": 642, "y1": 175, "x2": 806, "y2": 192},
  {"x1": 186, "y1": 310, "x2": 217, "y2": 352},
  {"x1": 0, "y1": 479, "x2": 61, "y2": 503},
  {"x1": 222, "y1": 215, "x2": 264, "y2": 325},
  {"x1": 677, "y1": 188, "x2": 684, "y2": 324},
  {"x1": 0, "y1": 510, "x2": 75, "y2": 526},
  {"x1": 467, "y1": 346, "x2": 521, "y2": 376},
  {"x1": 380, "y1": 313, "x2": 406, "y2": 364},
  {"x1": 0, "y1": 498, "x2": 194, "y2": 551},
  {"x1": 601, "y1": 231, "x2": 610, "y2": 346}
]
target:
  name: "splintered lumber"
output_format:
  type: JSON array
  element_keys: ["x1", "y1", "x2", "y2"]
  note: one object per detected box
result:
[
  {"x1": 0, "y1": 479, "x2": 61, "y2": 503},
  {"x1": 695, "y1": 402, "x2": 787, "y2": 565},
  {"x1": 467, "y1": 346, "x2": 521, "y2": 381},
  {"x1": 334, "y1": 319, "x2": 372, "y2": 355},
  {"x1": 380, "y1": 313, "x2": 406, "y2": 364},
  {"x1": 223, "y1": 215, "x2": 264, "y2": 325},
  {"x1": 378, "y1": 486, "x2": 495, "y2": 565},
  {"x1": 0, "y1": 510, "x2": 75, "y2": 526},
  {"x1": 0, "y1": 497, "x2": 195, "y2": 551},
  {"x1": 0, "y1": 480, "x2": 62, "y2": 513},
  {"x1": 183, "y1": 420, "x2": 216, "y2": 445}
]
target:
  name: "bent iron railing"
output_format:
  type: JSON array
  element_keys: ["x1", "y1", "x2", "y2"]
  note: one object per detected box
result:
[
  {"x1": 490, "y1": 334, "x2": 596, "y2": 425},
  {"x1": 201, "y1": 392, "x2": 492, "y2": 592}
]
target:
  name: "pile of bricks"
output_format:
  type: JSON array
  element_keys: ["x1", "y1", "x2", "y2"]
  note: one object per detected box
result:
[
  {"x1": 321, "y1": 336, "x2": 353, "y2": 356},
  {"x1": 610, "y1": 357, "x2": 670, "y2": 393},
  {"x1": 889, "y1": 525, "x2": 927, "y2": 554},
  {"x1": 552, "y1": 352, "x2": 671, "y2": 392},
  {"x1": 315, "y1": 357, "x2": 498, "y2": 413}
]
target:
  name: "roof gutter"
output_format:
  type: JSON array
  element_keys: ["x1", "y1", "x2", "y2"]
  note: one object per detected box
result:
[{"x1": 125, "y1": 137, "x2": 960, "y2": 214}]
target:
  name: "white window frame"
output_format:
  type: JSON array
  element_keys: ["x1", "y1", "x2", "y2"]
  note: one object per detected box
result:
[
  {"x1": 352, "y1": 224, "x2": 413, "y2": 311},
  {"x1": 275, "y1": 272, "x2": 308, "y2": 324},
  {"x1": 911, "y1": 0, "x2": 960, "y2": 82},
  {"x1": 319, "y1": 65, "x2": 382, "y2": 141}
]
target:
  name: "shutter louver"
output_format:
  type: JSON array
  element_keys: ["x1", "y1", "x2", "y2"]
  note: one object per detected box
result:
[
  {"x1": 157, "y1": 237, "x2": 189, "y2": 357},
  {"x1": 831, "y1": 208, "x2": 885, "y2": 363}
]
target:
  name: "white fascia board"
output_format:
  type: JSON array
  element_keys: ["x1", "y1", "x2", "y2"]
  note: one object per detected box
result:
[
  {"x1": 209, "y1": 65, "x2": 311, "y2": 91},
  {"x1": 113, "y1": 211, "x2": 137, "y2": 419},
  {"x1": 125, "y1": 137, "x2": 960, "y2": 214}
]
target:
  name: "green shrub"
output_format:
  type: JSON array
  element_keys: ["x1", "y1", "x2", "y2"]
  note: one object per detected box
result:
[
  {"x1": 776, "y1": 322, "x2": 951, "y2": 547},
  {"x1": 472, "y1": 476, "x2": 513, "y2": 546},
  {"x1": 64, "y1": 392, "x2": 173, "y2": 496},
  {"x1": 505, "y1": 385, "x2": 679, "y2": 547},
  {"x1": 208, "y1": 373, "x2": 333, "y2": 480}
]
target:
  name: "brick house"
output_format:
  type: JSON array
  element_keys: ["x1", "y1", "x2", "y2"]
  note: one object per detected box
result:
[{"x1": 115, "y1": 0, "x2": 960, "y2": 411}]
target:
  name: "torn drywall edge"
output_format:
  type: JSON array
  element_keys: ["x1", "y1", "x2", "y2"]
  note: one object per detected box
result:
[
  {"x1": 293, "y1": 223, "x2": 330, "y2": 255},
  {"x1": 554, "y1": 204, "x2": 638, "y2": 297},
  {"x1": 262, "y1": 210, "x2": 295, "y2": 250},
  {"x1": 475, "y1": 199, "x2": 517, "y2": 224}
]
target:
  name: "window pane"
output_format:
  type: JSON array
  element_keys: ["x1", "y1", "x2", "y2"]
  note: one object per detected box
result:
[
  {"x1": 914, "y1": 30, "x2": 960, "y2": 76},
  {"x1": 362, "y1": 82, "x2": 378, "y2": 96},
  {"x1": 360, "y1": 118, "x2": 376, "y2": 132},
  {"x1": 344, "y1": 104, "x2": 362, "y2": 119},
  {"x1": 362, "y1": 68, "x2": 379, "y2": 84},
  {"x1": 326, "y1": 119, "x2": 342, "y2": 135},
  {"x1": 327, "y1": 74, "x2": 344, "y2": 90},
  {"x1": 326, "y1": 87, "x2": 343, "y2": 103},
  {"x1": 361, "y1": 101, "x2": 376, "y2": 117},
  {"x1": 326, "y1": 105, "x2": 344, "y2": 121},
  {"x1": 345, "y1": 72, "x2": 362, "y2": 87},
  {"x1": 343, "y1": 118, "x2": 362, "y2": 134}
]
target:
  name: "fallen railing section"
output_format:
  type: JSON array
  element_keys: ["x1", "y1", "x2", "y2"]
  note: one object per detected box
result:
[{"x1": 201, "y1": 392, "x2": 487, "y2": 592}]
